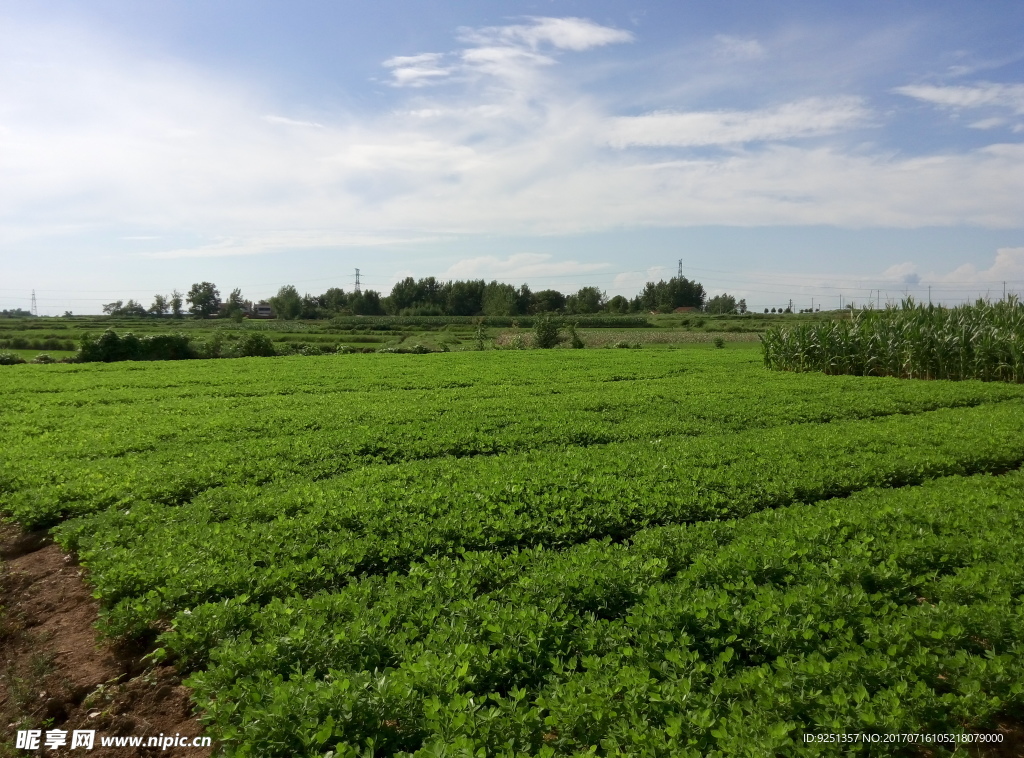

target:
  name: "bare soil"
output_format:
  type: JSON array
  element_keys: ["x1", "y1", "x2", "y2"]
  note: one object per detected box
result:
[{"x1": 0, "y1": 524, "x2": 212, "y2": 757}]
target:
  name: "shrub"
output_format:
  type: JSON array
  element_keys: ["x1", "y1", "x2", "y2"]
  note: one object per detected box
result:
[
  {"x1": 533, "y1": 313, "x2": 562, "y2": 349},
  {"x1": 31, "y1": 354, "x2": 55, "y2": 364},
  {"x1": 568, "y1": 323, "x2": 585, "y2": 349},
  {"x1": 0, "y1": 351, "x2": 26, "y2": 365},
  {"x1": 235, "y1": 333, "x2": 277, "y2": 357},
  {"x1": 713, "y1": 336, "x2": 726, "y2": 349}
]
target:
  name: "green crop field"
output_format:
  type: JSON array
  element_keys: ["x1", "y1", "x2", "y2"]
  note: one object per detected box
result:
[{"x1": 3, "y1": 345, "x2": 1024, "y2": 756}]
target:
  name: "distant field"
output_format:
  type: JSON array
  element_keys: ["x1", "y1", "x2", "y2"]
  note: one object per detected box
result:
[
  {"x1": 3, "y1": 348, "x2": 1022, "y2": 756},
  {"x1": 0, "y1": 312, "x2": 825, "y2": 356}
]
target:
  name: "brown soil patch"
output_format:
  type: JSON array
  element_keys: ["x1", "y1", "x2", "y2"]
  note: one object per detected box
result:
[{"x1": 0, "y1": 524, "x2": 212, "y2": 757}]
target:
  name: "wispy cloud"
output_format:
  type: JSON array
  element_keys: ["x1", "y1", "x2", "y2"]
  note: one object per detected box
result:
[
  {"x1": 441, "y1": 253, "x2": 609, "y2": 280},
  {"x1": 459, "y1": 17, "x2": 634, "y2": 51},
  {"x1": 263, "y1": 115, "x2": 324, "y2": 128},
  {"x1": 382, "y1": 53, "x2": 454, "y2": 87},
  {"x1": 894, "y1": 82, "x2": 1024, "y2": 114},
  {"x1": 383, "y1": 17, "x2": 632, "y2": 87},
  {"x1": 605, "y1": 97, "x2": 871, "y2": 147},
  {"x1": 144, "y1": 232, "x2": 444, "y2": 259},
  {"x1": 712, "y1": 35, "x2": 765, "y2": 61}
]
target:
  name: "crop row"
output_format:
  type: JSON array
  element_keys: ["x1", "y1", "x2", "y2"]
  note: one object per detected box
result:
[
  {"x1": 55, "y1": 401, "x2": 1024, "y2": 642},
  {"x1": 762, "y1": 297, "x2": 1024, "y2": 382},
  {"x1": 6, "y1": 352, "x2": 1024, "y2": 528},
  {"x1": 150, "y1": 470, "x2": 1024, "y2": 755}
]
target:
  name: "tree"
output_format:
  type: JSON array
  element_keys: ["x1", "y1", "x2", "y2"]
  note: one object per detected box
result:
[
  {"x1": 446, "y1": 280, "x2": 485, "y2": 316},
  {"x1": 149, "y1": 294, "x2": 170, "y2": 317},
  {"x1": 566, "y1": 286, "x2": 606, "y2": 314},
  {"x1": 223, "y1": 288, "x2": 246, "y2": 318},
  {"x1": 318, "y1": 288, "x2": 349, "y2": 314},
  {"x1": 705, "y1": 293, "x2": 737, "y2": 315},
  {"x1": 187, "y1": 282, "x2": 221, "y2": 318},
  {"x1": 737, "y1": 299, "x2": 747, "y2": 314},
  {"x1": 102, "y1": 300, "x2": 124, "y2": 315},
  {"x1": 531, "y1": 289, "x2": 566, "y2": 313},
  {"x1": 350, "y1": 290, "x2": 385, "y2": 316},
  {"x1": 607, "y1": 295, "x2": 629, "y2": 313},
  {"x1": 637, "y1": 277, "x2": 705, "y2": 312},
  {"x1": 170, "y1": 290, "x2": 184, "y2": 317},
  {"x1": 269, "y1": 285, "x2": 302, "y2": 320},
  {"x1": 121, "y1": 299, "x2": 147, "y2": 316},
  {"x1": 482, "y1": 281, "x2": 519, "y2": 316}
]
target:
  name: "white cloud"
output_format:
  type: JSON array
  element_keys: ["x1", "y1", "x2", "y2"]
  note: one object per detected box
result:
[
  {"x1": 713, "y1": 35, "x2": 765, "y2": 61},
  {"x1": 384, "y1": 17, "x2": 631, "y2": 87},
  {"x1": 929, "y1": 247, "x2": 1024, "y2": 285},
  {"x1": 145, "y1": 232, "x2": 443, "y2": 259},
  {"x1": 880, "y1": 262, "x2": 920, "y2": 285},
  {"x1": 968, "y1": 117, "x2": 1007, "y2": 130},
  {"x1": 605, "y1": 97, "x2": 871, "y2": 147},
  {"x1": 894, "y1": 82, "x2": 1024, "y2": 114},
  {"x1": 4, "y1": 14, "x2": 1024, "y2": 271},
  {"x1": 263, "y1": 115, "x2": 324, "y2": 128},
  {"x1": 460, "y1": 17, "x2": 634, "y2": 51},
  {"x1": 441, "y1": 253, "x2": 609, "y2": 280},
  {"x1": 383, "y1": 53, "x2": 454, "y2": 87}
]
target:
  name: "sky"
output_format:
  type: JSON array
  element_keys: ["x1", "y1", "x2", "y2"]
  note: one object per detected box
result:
[{"x1": 2, "y1": 0, "x2": 1024, "y2": 314}]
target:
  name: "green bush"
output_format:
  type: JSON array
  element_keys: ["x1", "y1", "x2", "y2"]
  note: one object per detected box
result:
[
  {"x1": 533, "y1": 313, "x2": 562, "y2": 349},
  {"x1": 0, "y1": 351, "x2": 26, "y2": 365},
  {"x1": 78, "y1": 330, "x2": 197, "y2": 362},
  {"x1": 568, "y1": 323, "x2": 585, "y2": 349},
  {"x1": 235, "y1": 333, "x2": 277, "y2": 357}
]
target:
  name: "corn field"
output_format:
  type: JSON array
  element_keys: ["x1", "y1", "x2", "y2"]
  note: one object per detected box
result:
[{"x1": 761, "y1": 297, "x2": 1024, "y2": 382}]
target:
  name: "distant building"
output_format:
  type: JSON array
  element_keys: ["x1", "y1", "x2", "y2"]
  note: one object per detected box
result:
[
  {"x1": 252, "y1": 302, "x2": 274, "y2": 318},
  {"x1": 674, "y1": 306, "x2": 699, "y2": 313}
]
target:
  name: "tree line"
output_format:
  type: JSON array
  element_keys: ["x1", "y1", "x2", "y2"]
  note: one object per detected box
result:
[{"x1": 97, "y1": 275, "x2": 754, "y2": 319}]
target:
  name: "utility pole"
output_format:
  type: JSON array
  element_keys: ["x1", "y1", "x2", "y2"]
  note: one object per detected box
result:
[
  {"x1": 788, "y1": 298, "x2": 792, "y2": 313},
  {"x1": 811, "y1": 297, "x2": 814, "y2": 312},
  {"x1": 354, "y1": 268, "x2": 361, "y2": 295},
  {"x1": 877, "y1": 291, "x2": 880, "y2": 309},
  {"x1": 840, "y1": 293, "x2": 843, "y2": 310},
  {"x1": 31, "y1": 290, "x2": 37, "y2": 316},
  {"x1": 928, "y1": 285, "x2": 931, "y2": 305},
  {"x1": 677, "y1": 259, "x2": 683, "y2": 279}
]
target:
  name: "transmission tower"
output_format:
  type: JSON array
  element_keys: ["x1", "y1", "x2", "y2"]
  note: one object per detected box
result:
[
  {"x1": 354, "y1": 268, "x2": 361, "y2": 295},
  {"x1": 677, "y1": 259, "x2": 683, "y2": 279},
  {"x1": 31, "y1": 290, "x2": 37, "y2": 316}
]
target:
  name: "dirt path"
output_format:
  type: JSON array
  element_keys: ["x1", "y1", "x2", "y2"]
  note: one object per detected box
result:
[{"x1": 0, "y1": 524, "x2": 212, "y2": 757}]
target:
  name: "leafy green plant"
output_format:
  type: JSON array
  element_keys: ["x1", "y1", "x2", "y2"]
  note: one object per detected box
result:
[
  {"x1": 762, "y1": 297, "x2": 1024, "y2": 382},
  {"x1": 568, "y1": 323, "x2": 585, "y2": 349},
  {"x1": 234, "y1": 332, "x2": 277, "y2": 357},
  {"x1": 533, "y1": 313, "x2": 562, "y2": 349}
]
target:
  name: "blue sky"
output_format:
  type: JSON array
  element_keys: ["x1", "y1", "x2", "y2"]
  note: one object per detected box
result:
[{"x1": 2, "y1": 0, "x2": 1024, "y2": 314}]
